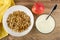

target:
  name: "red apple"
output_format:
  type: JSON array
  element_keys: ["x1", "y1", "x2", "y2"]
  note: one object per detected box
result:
[{"x1": 32, "y1": 2, "x2": 45, "y2": 14}]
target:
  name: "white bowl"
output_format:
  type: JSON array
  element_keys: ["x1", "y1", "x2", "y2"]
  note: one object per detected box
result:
[{"x1": 2, "y1": 5, "x2": 34, "y2": 37}]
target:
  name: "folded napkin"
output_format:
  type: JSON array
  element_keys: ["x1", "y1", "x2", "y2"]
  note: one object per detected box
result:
[{"x1": 0, "y1": 0, "x2": 15, "y2": 39}]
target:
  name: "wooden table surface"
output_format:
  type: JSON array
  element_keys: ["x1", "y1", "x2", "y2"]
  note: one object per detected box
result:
[{"x1": 1, "y1": 0, "x2": 60, "y2": 40}]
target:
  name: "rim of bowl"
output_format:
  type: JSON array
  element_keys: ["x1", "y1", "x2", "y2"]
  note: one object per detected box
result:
[{"x1": 2, "y1": 5, "x2": 34, "y2": 37}]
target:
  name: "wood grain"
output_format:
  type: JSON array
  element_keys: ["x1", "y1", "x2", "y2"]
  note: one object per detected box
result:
[{"x1": 1, "y1": 0, "x2": 60, "y2": 40}]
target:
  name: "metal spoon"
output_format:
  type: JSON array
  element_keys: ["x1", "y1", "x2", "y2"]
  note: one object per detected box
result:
[{"x1": 46, "y1": 4, "x2": 57, "y2": 20}]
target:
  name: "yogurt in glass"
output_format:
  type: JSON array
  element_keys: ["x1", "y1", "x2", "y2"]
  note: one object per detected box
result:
[{"x1": 36, "y1": 14, "x2": 55, "y2": 33}]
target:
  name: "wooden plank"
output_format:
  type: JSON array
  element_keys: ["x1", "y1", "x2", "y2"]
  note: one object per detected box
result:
[{"x1": 1, "y1": 0, "x2": 60, "y2": 40}]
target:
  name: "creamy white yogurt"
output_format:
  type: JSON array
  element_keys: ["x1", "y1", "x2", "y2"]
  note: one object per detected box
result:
[{"x1": 36, "y1": 14, "x2": 55, "y2": 33}]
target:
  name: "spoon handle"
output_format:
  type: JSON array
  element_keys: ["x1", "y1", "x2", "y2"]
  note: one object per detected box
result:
[{"x1": 46, "y1": 4, "x2": 57, "y2": 20}]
